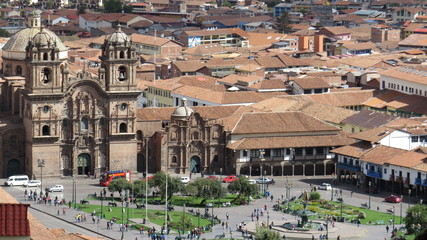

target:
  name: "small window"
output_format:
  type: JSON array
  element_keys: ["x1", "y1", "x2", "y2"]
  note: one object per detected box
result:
[
  {"x1": 16, "y1": 65, "x2": 22, "y2": 75},
  {"x1": 295, "y1": 148, "x2": 303, "y2": 156},
  {"x1": 411, "y1": 136, "x2": 418, "y2": 142},
  {"x1": 120, "y1": 103, "x2": 127, "y2": 111},
  {"x1": 118, "y1": 66, "x2": 127, "y2": 82},
  {"x1": 305, "y1": 148, "x2": 313, "y2": 156},
  {"x1": 43, "y1": 105, "x2": 50, "y2": 113},
  {"x1": 41, "y1": 68, "x2": 50, "y2": 84},
  {"x1": 119, "y1": 123, "x2": 127, "y2": 133},
  {"x1": 81, "y1": 117, "x2": 88, "y2": 131},
  {"x1": 172, "y1": 156, "x2": 177, "y2": 163},
  {"x1": 213, "y1": 155, "x2": 218, "y2": 162},
  {"x1": 120, "y1": 51, "x2": 125, "y2": 59},
  {"x1": 243, "y1": 150, "x2": 248, "y2": 157},
  {"x1": 43, "y1": 52, "x2": 48, "y2": 60},
  {"x1": 384, "y1": 168, "x2": 387, "y2": 174},
  {"x1": 42, "y1": 125, "x2": 50, "y2": 136}
]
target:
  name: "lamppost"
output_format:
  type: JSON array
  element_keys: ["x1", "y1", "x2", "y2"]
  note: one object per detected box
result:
[
  {"x1": 121, "y1": 196, "x2": 125, "y2": 240},
  {"x1": 211, "y1": 198, "x2": 215, "y2": 228},
  {"x1": 73, "y1": 178, "x2": 76, "y2": 209},
  {"x1": 182, "y1": 203, "x2": 186, "y2": 235},
  {"x1": 145, "y1": 137, "x2": 149, "y2": 223},
  {"x1": 340, "y1": 197, "x2": 343, "y2": 222},
  {"x1": 126, "y1": 189, "x2": 130, "y2": 225},
  {"x1": 392, "y1": 206, "x2": 395, "y2": 231},
  {"x1": 325, "y1": 217, "x2": 329, "y2": 239},
  {"x1": 284, "y1": 177, "x2": 292, "y2": 212},
  {"x1": 368, "y1": 181, "x2": 372, "y2": 209},
  {"x1": 37, "y1": 159, "x2": 45, "y2": 196},
  {"x1": 197, "y1": 209, "x2": 200, "y2": 228},
  {"x1": 100, "y1": 190, "x2": 104, "y2": 219},
  {"x1": 400, "y1": 195, "x2": 403, "y2": 224},
  {"x1": 408, "y1": 189, "x2": 411, "y2": 209}
]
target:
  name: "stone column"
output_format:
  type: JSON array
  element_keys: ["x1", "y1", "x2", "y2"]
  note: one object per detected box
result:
[
  {"x1": 313, "y1": 164, "x2": 316, "y2": 176},
  {"x1": 303, "y1": 164, "x2": 306, "y2": 176}
]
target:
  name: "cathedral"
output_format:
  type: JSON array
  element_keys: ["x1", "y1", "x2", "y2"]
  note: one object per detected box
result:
[{"x1": 0, "y1": 11, "x2": 140, "y2": 178}]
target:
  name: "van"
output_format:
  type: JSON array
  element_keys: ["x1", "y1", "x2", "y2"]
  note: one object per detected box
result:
[{"x1": 4, "y1": 175, "x2": 29, "y2": 186}]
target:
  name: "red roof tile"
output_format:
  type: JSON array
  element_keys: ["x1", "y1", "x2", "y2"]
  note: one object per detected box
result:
[{"x1": 0, "y1": 204, "x2": 30, "y2": 237}]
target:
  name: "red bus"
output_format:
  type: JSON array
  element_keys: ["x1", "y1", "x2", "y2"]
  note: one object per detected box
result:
[{"x1": 99, "y1": 170, "x2": 131, "y2": 186}]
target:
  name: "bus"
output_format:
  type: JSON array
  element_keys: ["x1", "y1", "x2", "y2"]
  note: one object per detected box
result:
[{"x1": 99, "y1": 170, "x2": 131, "y2": 186}]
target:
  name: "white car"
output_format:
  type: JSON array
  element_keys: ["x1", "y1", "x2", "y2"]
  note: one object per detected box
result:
[
  {"x1": 318, "y1": 183, "x2": 332, "y2": 191},
  {"x1": 180, "y1": 176, "x2": 190, "y2": 184},
  {"x1": 23, "y1": 180, "x2": 41, "y2": 187},
  {"x1": 248, "y1": 179, "x2": 257, "y2": 185},
  {"x1": 46, "y1": 184, "x2": 64, "y2": 192}
]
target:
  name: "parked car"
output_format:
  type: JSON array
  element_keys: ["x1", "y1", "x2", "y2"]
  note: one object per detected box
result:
[
  {"x1": 256, "y1": 177, "x2": 274, "y2": 184},
  {"x1": 385, "y1": 195, "x2": 402, "y2": 203},
  {"x1": 207, "y1": 176, "x2": 218, "y2": 181},
  {"x1": 318, "y1": 183, "x2": 332, "y2": 191},
  {"x1": 4, "y1": 175, "x2": 29, "y2": 186},
  {"x1": 223, "y1": 175, "x2": 238, "y2": 183},
  {"x1": 23, "y1": 180, "x2": 41, "y2": 187},
  {"x1": 181, "y1": 176, "x2": 190, "y2": 184},
  {"x1": 248, "y1": 179, "x2": 257, "y2": 185},
  {"x1": 46, "y1": 184, "x2": 64, "y2": 192}
]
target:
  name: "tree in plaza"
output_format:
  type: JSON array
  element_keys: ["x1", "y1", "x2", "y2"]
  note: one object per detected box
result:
[
  {"x1": 148, "y1": 171, "x2": 184, "y2": 201},
  {"x1": 405, "y1": 204, "x2": 427, "y2": 235},
  {"x1": 255, "y1": 227, "x2": 281, "y2": 240},
  {"x1": 107, "y1": 178, "x2": 128, "y2": 201},
  {"x1": 227, "y1": 176, "x2": 258, "y2": 202},
  {"x1": 132, "y1": 180, "x2": 146, "y2": 202},
  {"x1": 275, "y1": 11, "x2": 293, "y2": 34},
  {"x1": 122, "y1": 4, "x2": 133, "y2": 13},
  {"x1": 104, "y1": 0, "x2": 123, "y2": 13},
  {"x1": 187, "y1": 178, "x2": 225, "y2": 203},
  {"x1": 46, "y1": 0, "x2": 53, "y2": 9}
]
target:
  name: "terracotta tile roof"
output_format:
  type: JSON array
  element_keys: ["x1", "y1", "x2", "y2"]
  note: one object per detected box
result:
[
  {"x1": 184, "y1": 28, "x2": 248, "y2": 38},
  {"x1": 183, "y1": 44, "x2": 226, "y2": 56},
  {"x1": 350, "y1": 126, "x2": 395, "y2": 143},
  {"x1": 231, "y1": 111, "x2": 339, "y2": 134},
  {"x1": 250, "y1": 97, "x2": 355, "y2": 125},
  {"x1": 0, "y1": 203, "x2": 30, "y2": 237},
  {"x1": 214, "y1": 15, "x2": 272, "y2": 27},
  {"x1": 255, "y1": 56, "x2": 286, "y2": 68},
  {"x1": 130, "y1": 33, "x2": 179, "y2": 47},
  {"x1": 381, "y1": 66, "x2": 427, "y2": 85},
  {"x1": 384, "y1": 117, "x2": 425, "y2": 128},
  {"x1": 331, "y1": 141, "x2": 373, "y2": 158},
  {"x1": 228, "y1": 132, "x2": 355, "y2": 150},
  {"x1": 384, "y1": 94, "x2": 427, "y2": 115},
  {"x1": 341, "y1": 110, "x2": 397, "y2": 129},
  {"x1": 360, "y1": 145, "x2": 406, "y2": 164},
  {"x1": 321, "y1": 26, "x2": 351, "y2": 36},
  {"x1": 276, "y1": 54, "x2": 310, "y2": 67},
  {"x1": 404, "y1": 23, "x2": 425, "y2": 32},
  {"x1": 80, "y1": 13, "x2": 141, "y2": 23},
  {"x1": 246, "y1": 32, "x2": 291, "y2": 47},
  {"x1": 280, "y1": 89, "x2": 376, "y2": 107},
  {"x1": 399, "y1": 34, "x2": 427, "y2": 47},
  {"x1": 172, "y1": 60, "x2": 206, "y2": 72},
  {"x1": 341, "y1": 41, "x2": 377, "y2": 51},
  {"x1": 293, "y1": 77, "x2": 331, "y2": 89},
  {"x1": 362, "y1": 90, "x2": 405, "y2": 108}
]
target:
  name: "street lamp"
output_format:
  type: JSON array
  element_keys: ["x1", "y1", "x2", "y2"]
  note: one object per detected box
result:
[
  {"x1": 368, "y1": 181, "x2": 371, "y2": 209},
  {"x1": 392, "y1": 206, "x2": 396, "y2": 231},
  {"x1": 37, "y1": 159, "x2": 45, "y2": 196},
  {"x1": 408, "y1": 189, "x2": 411, "y2": 209},
  {"x1": 197, "y1": 209, "x2": 200, "y2": 228},
  {"x1": 121, "y1": 196, "x2": 125, "y2": 240},
  {"x1": 330, "y1": 183, "x2": 333, "y2": 201},
  {"x1": 284, "y1": 177, "x2": 292, "y2": 213},
  {"x1": 100, "y1": 190, "x2": 104, "y2": 219},
  {"x1": 325, "y1": 217, "x2": 329, "y2": 239},
  {"x1": 340, "y1": 197, "x2": 343, "y2": 222},
  {"x1": 400, "y1": 195, "x2": 403, "y2": 224},
  {"x1": 73, "y1": 178, "x2": 76, "y2": 209}
]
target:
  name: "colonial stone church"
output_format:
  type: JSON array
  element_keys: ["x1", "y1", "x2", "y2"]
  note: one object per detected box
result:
[{"x1": 0, "y1": 11, "x2": 140, "y2": 178}]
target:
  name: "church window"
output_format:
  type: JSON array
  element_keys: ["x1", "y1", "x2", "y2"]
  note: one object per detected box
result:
[
  {"x1": 16, "y1": 65, "x2": 22, "y2": 75},
  {"x1": 120, "y1": 103, "x2": 127, "y2": 111},
  {"x1": 42, "y1": 125, "x2": 50, "y2": 136},
  {"x1": 100, "y1": 117, "x2": 105, "y2": 126},
  {"x1": 81, "y1": 117, "x2": 88, "y2": 131},
  {"x1": 120, "y1": 51, "x2": 125, "y2": 59},
  {"x1": 62, "y1": 119, "x2": 69, "y2": 128},
  {"x1": 119, "y1": 123, "x2": 127, "y2": 133},
  {"x1": 213, "y1": 155, "x2": 218, "y2": 162},
  {"x1": 41, "y1": 68, "x2": 50, "y2": 84},
  {"x1": 172, "y1": 156, "x2": 177, "y2": 163},
  {"x1": 43, "y1": 105, "x2": 50, "y2": 113},
  {"x1": 43, "y1": 52, "x2": 48, "y2": 60},
  {"x1": 118, "y1": 66, "x2": 127, "y2": 82},
  {"x1": 9, "y1": 136, "x2": 17, "y2": 148},
  {"x1": 192, "y1": 131, "x2": 199, "y2": 140},
  {"x1": 137, "y1": 130, "x2": 143, "y2": 140}
]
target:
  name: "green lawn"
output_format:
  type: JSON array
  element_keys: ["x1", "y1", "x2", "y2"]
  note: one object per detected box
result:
[
  {"x1": 74, "y1": 204, "x2": 213, "y2": 231},
  {"x1": 282, "y1": 200, "x2": 403, "y2": 225}
]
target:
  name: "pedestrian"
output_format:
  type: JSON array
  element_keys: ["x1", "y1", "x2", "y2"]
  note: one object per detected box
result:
[
  {"x1": 350, "y1": 191, "x2": 353, "y2": 197},
  {"x1": 63, "y1": 208, "x2": 66, "y2": 215},
  {"x1": 57, "y1": 209, "x2": 60, "y2": 215},
  {"x1": 312, "y1": 235, "x2": 315, "y2": 240},
  {"x1": 386, "y1": 225, "x2": 389, "y2": 233},
  {"x1": 140, "y1": 226, "x2": 143, "y2": 234},
  {"x1": 337, "y1": 235, "x2": 340, "y2": 240},
  {"x1": 339, "y1": 189, "x2": 342, "y2": 196},
  {"x1": 226, "y1": 212, "x2": 229, "y2": 220},
  {"x1": 270, "y1": 195, "x2": 274, "y2": 202}
]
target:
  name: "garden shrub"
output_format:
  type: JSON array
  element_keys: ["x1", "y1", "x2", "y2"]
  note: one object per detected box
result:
[
  {"x1": 320, "y1": 199, "x2": 328, "y2": 205},
  {"x1": 309, "y1": 192, "x2": 320, "y2": 201},
  {"x1": 358, "y1": 212, "x2": 366, "y2": 219},
  {"x1": 323, "y1": 204, "x2": 336, "y2": 210}
]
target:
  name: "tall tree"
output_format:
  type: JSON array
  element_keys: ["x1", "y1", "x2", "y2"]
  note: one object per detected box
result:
[
  {"x1": 405, "y1": 204, "x2": 427, "y2": 235},
  {"x1": 187, "y1": 178, "x2": 225, "y2": 202},
  {"x1": 107, "y1": 178, "x2": 128, "y2": 201},
  {"x1": 227, "y1": 176, "x2": 258, "y2": 202},
  {"x1": 276, "y1": 12, "x2": 293, "y2": 34},
  {"x1": 148, "y1": 171, "x2": 184, "y2": 201},
  {"x1": 104, "y1": 0, "x2": 123, "y2": 13}
]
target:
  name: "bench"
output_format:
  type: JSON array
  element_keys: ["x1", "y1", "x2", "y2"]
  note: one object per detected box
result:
[
  {"x1": 214, "y1": 233, "x2": 225, "y2": 239},
  {"x1": 80, "y1": 200, "x2": 89, "y2": 204},
  {"x1": 361, "y1": 203, "x2": 368, "y2": 208},
  {"x1": 108, "y1": 202, "x2": 117, "y2": 207}
]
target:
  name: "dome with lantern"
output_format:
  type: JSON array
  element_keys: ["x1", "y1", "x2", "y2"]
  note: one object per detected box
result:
[
  {"x1": 172, "y1": 98, "x2": 194, "y2": 118},
  {"x1": 107, "y1": 25, "x2": 129, "y2": 46},
  {"x1": 2, "y1": 10, "x2": 67, "y2": 61}
]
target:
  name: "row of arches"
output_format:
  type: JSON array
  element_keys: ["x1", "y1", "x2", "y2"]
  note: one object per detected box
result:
[{"x1": 238, "y1": 161, "x2": 336, "y2": 176}]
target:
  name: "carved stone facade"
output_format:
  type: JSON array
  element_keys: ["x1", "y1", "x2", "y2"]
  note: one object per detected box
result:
[{"x1": 0, "y1": 12, "x2": 139, "y2": 178}]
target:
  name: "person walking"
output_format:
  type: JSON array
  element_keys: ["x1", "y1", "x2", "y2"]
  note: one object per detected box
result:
[
  {"x1": 226, "y1": 212, "x2": 229, "y2": 220},
  {"x1": 386, "y1": 225, "x2": 389, "y2": 233}
]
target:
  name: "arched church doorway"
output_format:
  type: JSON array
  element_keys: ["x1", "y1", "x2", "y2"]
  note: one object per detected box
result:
[
  {"x1": 7, "y1": 159, "x2": 21, "y2": 177},
  {"x1": 77, "y1": 153, "x2": 91, "y2": 175},
  {"x1": 189, "y1": 156, "x2": 201, "y2": 173}
]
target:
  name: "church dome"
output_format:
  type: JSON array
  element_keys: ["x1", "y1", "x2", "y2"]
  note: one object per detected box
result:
[
  {"x1": 172, "y1": 98, "x2": 194, "y2": 117},
  {"x1": 2, "y1": 14, "x2": 67, "y2": 61},
  {"x1": 107, "y1": 25, "x2": 129, "y2": 45},
  {"x1": 33, "y1": 29, "x2": 52, "y2": 47}
]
